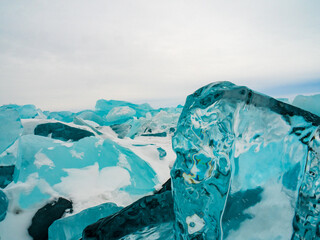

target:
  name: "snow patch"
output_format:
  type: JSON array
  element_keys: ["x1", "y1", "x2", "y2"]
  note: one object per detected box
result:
[
  {"x1": 34, "y1": 151, "x2": 55, "y2": 169},
  {"x1": 53, "y1": 163, "x2": 131, "y2": 212},
  {"x1": 70, "y1": 150, "x2": 84, "y2": 159}
]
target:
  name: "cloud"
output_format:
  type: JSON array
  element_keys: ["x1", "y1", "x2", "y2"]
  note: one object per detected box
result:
[{"x1": 0, "y1": 0, "x2": 319, "y2": 110}]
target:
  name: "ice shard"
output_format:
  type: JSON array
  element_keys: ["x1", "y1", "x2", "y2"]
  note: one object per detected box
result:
[
  {"x1": 28, "y1": 197, "x2": 73, "y2": 240},
  {"x1": 171, "y1": 82, "x2": 320, "y2": 240},
  {"x1": 292, "y1": 94, "x2": 320, "y2": 117},
  {"x1": 1, "y1": 104, "x2": 39, "y2": 119},
  {"x1": 0, "y1": 190, "x2": 8, "y2": 222},
  {"x1": 81, "y1": 177, "x2": 268, "y2": 239},
  {"x1": 82, "y1": 179, "x2": 174, "y2": 240},
  {"x1": 0, "y1": 108, "x2": 22, "y2": 189},
  {"x1": 95, "y1": 99, "x2": 152, "y2": 119},
  {"x1": 0, "y1": 165, "x2": 15, "y2": 188},
  {"x1": 157, "y1": 147, "x2": 167, "y2": 160},
  {"x1": 45, "y1": 111, "x2": 75, "y2": 123},
  {"x1": 76, "y1": 110, "x2": 105, "y2": 126},
  {"x1": 34, "y1": 122, "x2": 95, "y2": 141},
  {"x1": 105, "y1": 106, "x2": 136, "y2": 123},
  {"x1": 8, "y1": 135, "x2": 158, "y2": 210},
  {"x1": 0, "y1": 108, "x2": 23, "y2": 154},
  {"x1": 48, "y1": 202, "x2": 122, "y2": 240},
  {"x1": 110, "y1": 108, "x2": 181, "y2": 139}
]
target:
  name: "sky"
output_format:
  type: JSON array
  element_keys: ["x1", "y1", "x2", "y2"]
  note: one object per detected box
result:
[{"x1": 0, "y1": 0, "x2": 319, "y2": 111}]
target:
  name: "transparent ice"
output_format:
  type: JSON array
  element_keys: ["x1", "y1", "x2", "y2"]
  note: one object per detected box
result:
[
  {"x1": 0, "y1": 104, "x2": 40, "y2": 119},
  {"x1": 171, "y1": 82, "x2": 320, "y2": 240},
  {"x1": 0, "y1": 108, "x2": 23, "y2": 154},
  {"x1": 1, "y1": 85, "x2": 320, "y2": 240},
  {"x1": 292, "y1": 94, "x2": 320, "y2": 117},
  {"x1": 11, "y1": 135, "x2": 158, "y2": 209},
  {"x1": 48, "y1": 202, "x2": 122, "y2": 240}
]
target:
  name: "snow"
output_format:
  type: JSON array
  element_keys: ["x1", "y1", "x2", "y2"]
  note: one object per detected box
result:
[{"x1": 34, "y1": 151, "x2": 55, "y2": 169}]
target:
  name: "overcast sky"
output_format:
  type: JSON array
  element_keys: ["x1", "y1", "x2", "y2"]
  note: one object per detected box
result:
[{"x1": 0, "y1": 0, "x2": 319, "y2": 111}]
